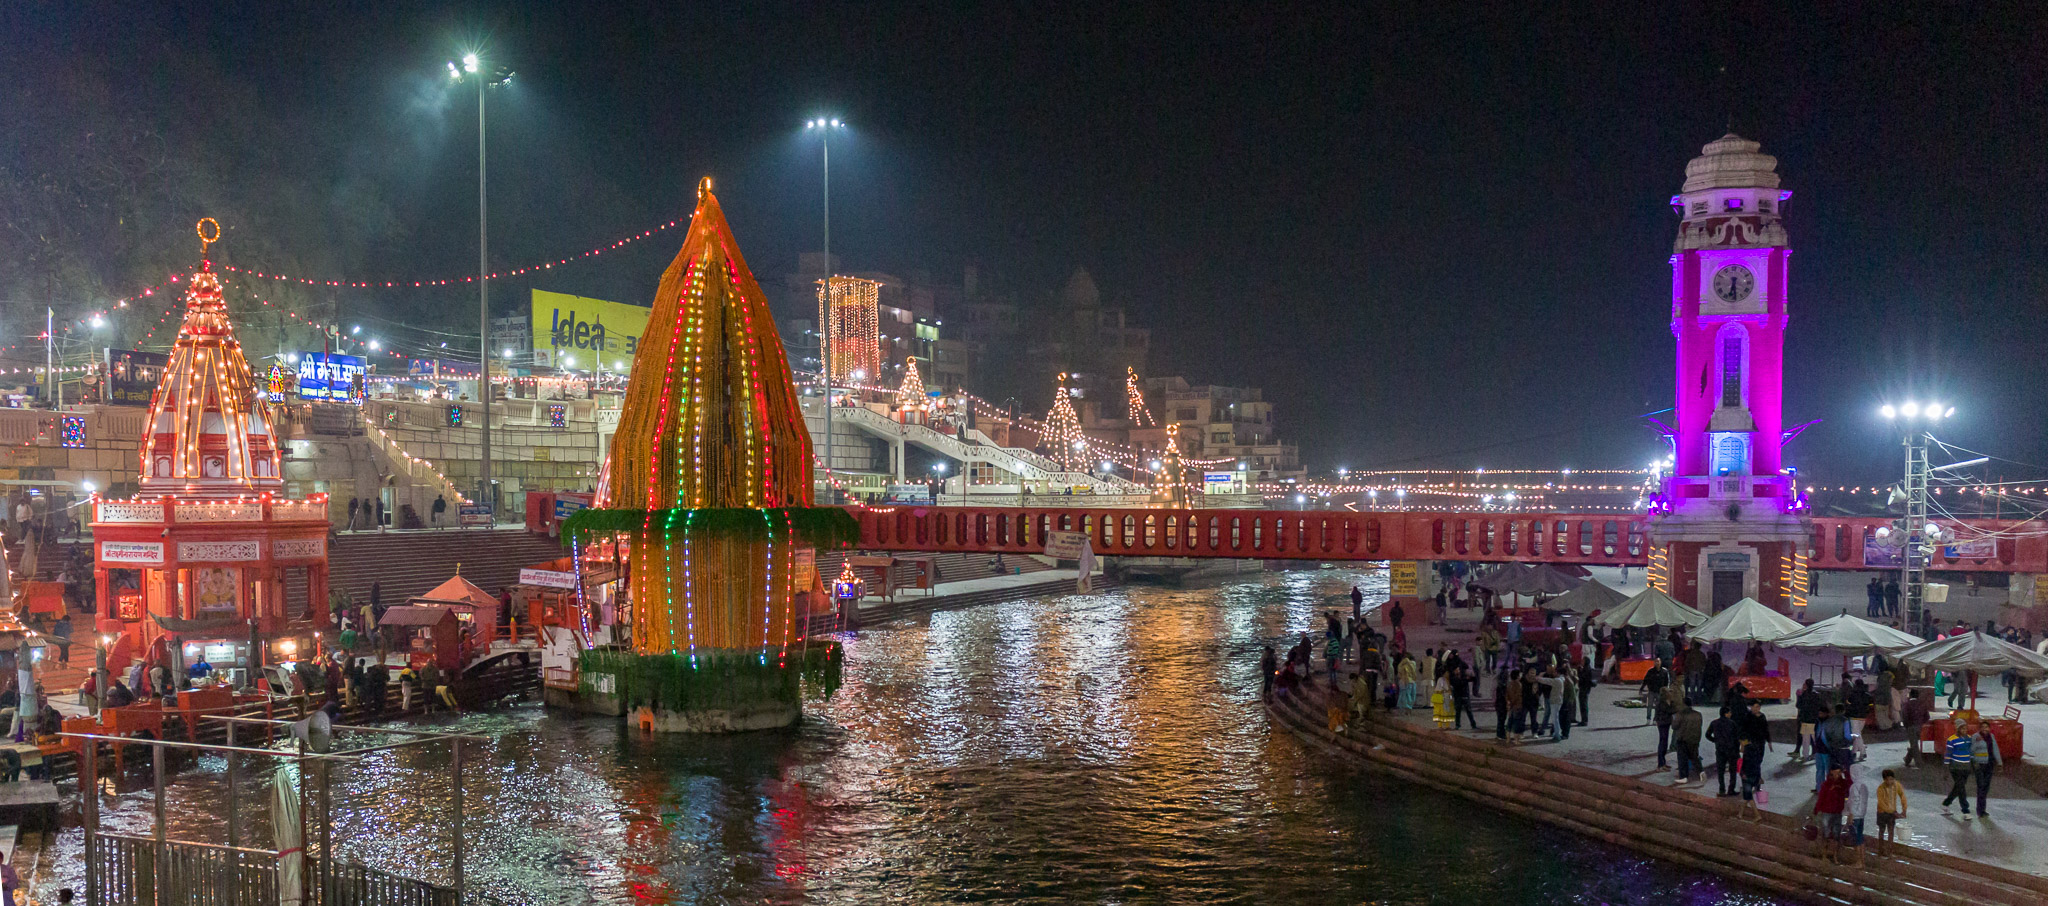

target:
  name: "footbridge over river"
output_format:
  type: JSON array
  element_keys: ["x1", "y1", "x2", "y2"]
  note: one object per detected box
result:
[{"x1": 847, "y1": 505, "x2": 2048, "y2": 574}]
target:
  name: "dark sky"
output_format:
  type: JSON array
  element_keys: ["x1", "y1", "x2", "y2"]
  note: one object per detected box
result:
[{"x1": 6, "y1": 2, "x2": 2047, "y2": 487}]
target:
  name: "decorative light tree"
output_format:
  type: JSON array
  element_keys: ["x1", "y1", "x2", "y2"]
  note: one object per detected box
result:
[
  {"x1": 1152, "y1": 423, "x2": 1188, "y2": 507},
  {"x1": 1041, "y1": 372, "x2": 1087, "y2": 471},
  {"x1": 1125, "y1": 366, "x2": 1154, "y2": 426},
  {"x1": 898, "y1": 357, "x2": 926, "y2": 405},
  {"x1": 567, "y1": 179, "x2": 855, "y2": 733}
]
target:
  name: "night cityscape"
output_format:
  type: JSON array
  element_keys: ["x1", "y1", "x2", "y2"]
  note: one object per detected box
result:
[{"x1": 1, "y1": 4, "x2": 2046, "y2": 904}]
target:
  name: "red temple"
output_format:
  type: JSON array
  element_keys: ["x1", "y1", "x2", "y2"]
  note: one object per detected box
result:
[{"x1": 90, "y1": 221, "x2": 330, "y2": 681}]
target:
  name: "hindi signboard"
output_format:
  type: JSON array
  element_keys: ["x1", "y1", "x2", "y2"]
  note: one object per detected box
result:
[
  {"x1": 459, "y1": 504, "x2": 494, "y2": 526},
  {"x1": 1043, "y1": 530, "x2": 1091, "y2": 560},
  {"x1": 1389, "y1": 561, "x2": 1418, "y2": 597},
  {"x1": 298, "y1": 352, "x2": 366, "y2": 401},
  {"x1": 104, "y1": 349, "x2": 170, "y2": 406},
  {"x1": 518, "y1": 568, "x2": 578, "y2": 590}
]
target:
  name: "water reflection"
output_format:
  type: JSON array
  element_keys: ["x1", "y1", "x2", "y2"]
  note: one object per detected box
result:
[{"x1": 42, "y1": 567, "x2": 1783, "y2": 904}]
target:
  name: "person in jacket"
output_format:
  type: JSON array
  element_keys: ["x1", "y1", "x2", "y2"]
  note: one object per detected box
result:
[
  {"x1": 1843, "y1": 764, "x2": 1873, "y2": 868},
  {"x1": 1792, "y1": 679, "x2": 1821, "y2": 761},
  {"x1": 1653, "y1": 680, "x2": 1680, "y2": 770},
  {"x1": 1736, "y1": 699, "x2": 1772, "y2": 821},
  {"x1": 1941, "y1": 722, "x2": 1977, "y2": 818},
  {"x1": 1875, "y1": 769, "x2": 1908, "y2": 854},
  {"x1": 1673, "y1": 697, "x2": 1704, "y2": 785},
  {"x1": 1502, "y1": 670, "x2": 1525, "y2": 743},
  {"x1": 1812, "y1": 765, "x2": 1851, "y2": 864},
  {"x1": 1972, "y1": 724, "x2": 2003, "y2": 817},
  {"x1": 1706, "y1": 704, "x2": 1741, "y2": 796}
]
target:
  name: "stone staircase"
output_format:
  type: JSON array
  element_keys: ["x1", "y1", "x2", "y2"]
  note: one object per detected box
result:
[
  {"x1": 327, "y1": 528, "x2": 566, "y2": 606},
  {"x1": 1266, "y1": 683, "x2": 2048, "y2": 906}
]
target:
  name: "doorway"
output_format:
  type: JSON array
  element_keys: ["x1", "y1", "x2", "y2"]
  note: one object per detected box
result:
[{"x1": 1711, "y1": 571, "x2": 1745, "y2": 612}]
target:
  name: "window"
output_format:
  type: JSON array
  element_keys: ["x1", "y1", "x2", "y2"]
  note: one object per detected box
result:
[
  {"x1": 1691, "y1": 202, "x2": 1707, "y2": 215},
  {"x1": 1757, "y1": 199, "x2": 1772, "y2": 213},
  {"x1": 1724, "y1": 197, "x2": 1744, "y2": 212},
  {"x1": 1719, "y1": 333, "x2": 1744, "y2": 408},
  {"x1": 1176, "y1": 408, "x2": 1198, "y2": 421}
]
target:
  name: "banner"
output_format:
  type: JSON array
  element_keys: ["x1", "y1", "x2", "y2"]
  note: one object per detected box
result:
[
  {"x1": 1943, "y1": 537, "x2": 1997, "y2": 560},
  {"x1": 518, "y1": 568, "x2": 578, "y2": 590},
  {"x1": 1861, "y1": 543, "x2": 1904, "y2": 569},
  {"x1": 1389, "y1": 561, "x2": 1418, "y2": 596},
  {"x1": 298, "y1": 352, "x2": 366, "y2": 401},
  {"x1": 104, "y1": 349, "x2": 170, "y2": 406},
  {"x1": 100, "y1": 541, "x2": 165, "y2": 566},
  {"x1": 1044, "y1": 530, "x2": 1091, "y2": 560},
  {"x1": 460, "y1": 504, "x2": 494, "y2": 526},
  {"x1": 532, "y1": 290, "x2": 649, "y2": 370}
]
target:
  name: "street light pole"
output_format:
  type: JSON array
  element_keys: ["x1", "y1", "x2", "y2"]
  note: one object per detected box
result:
[
  {"x1": 476, "y1": 61, "x2": 492, "y2": 518},
  {"x1": 807, "y1": 118, "x2": 843, "y2": 500}
]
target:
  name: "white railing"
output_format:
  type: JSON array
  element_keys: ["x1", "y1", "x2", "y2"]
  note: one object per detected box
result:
[
  {"x1": 96, "y1": 501, "x2": 167, "y2": 524},
  {"x1": 270, "y1": 499, "x2": 327, "y2": 522},
  {"x1": 174, "y1": 502, "x2": 264, "y2": 523}
]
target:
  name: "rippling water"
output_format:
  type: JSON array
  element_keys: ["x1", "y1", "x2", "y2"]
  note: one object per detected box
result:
[{"x1": 44, "y1": 567, "x2": 1785, "y2": 904}]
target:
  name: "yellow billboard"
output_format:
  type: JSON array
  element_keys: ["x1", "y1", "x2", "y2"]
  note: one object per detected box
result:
[{"x1": 530, "y1": 289, "x2": 650, "y2": 370}]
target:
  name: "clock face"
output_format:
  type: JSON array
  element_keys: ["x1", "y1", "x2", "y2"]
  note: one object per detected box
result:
[{"x1": 1712, "y1": 264, "x2": 1756, "y2": 303}]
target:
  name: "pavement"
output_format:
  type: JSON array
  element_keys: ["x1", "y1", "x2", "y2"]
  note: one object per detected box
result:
[{"x1": 1368, "y1": 567, "x2": 2048, "y2": 878}]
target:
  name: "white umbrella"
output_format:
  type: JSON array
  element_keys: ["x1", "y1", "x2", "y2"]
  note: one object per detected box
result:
[
  {"x1": 1542, "y1": 578, "x2": 1630, "y2": 615},
  {"x1": 1772, "y1": 613, "x2": 1923, "y2": 653},
  {"x1": 1597, "y1": 586, "x2": 1709, "y2": 629},
  {"x1": 274, "y1": 766, "x2": 305, "y2": 906},
  {"x1": 1897, "y1": 630, "x2": 2048, "y2": 680},
  {"x1": 1691, "y1": 597, "x2": 1804, "y2": 644}
]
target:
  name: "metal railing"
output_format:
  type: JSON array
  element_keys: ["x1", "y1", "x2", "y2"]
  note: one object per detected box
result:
[{"x1": 90, "y1": 834, "x2": 460, "y2": 906}]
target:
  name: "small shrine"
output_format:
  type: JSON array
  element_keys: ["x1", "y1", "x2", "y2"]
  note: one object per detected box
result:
[
  {"x1": 567, "y1": 180, "x2": 852, "y2": 732},
  {"x1": 90, "y1": 220, "x2": 331, "y2": 683}
]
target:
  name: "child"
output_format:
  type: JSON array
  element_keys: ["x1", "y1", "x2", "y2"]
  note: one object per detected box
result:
[
  {"x1": 1844, "y1": 764, "x2": 1872, "y2": 867},
  {"x1": 1812, "y1": 766, "x2": 1850, "y2": 864},
  {"x1": 1875, "y1": 768, "x2": 1907, "y2": 855}
]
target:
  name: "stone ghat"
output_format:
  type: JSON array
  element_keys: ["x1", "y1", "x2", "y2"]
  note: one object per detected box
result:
[{"x1": 1266, "y1": 683, "x2": 2048, "y2": 906}]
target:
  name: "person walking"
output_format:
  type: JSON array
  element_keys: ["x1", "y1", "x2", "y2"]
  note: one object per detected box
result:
[
  {"x1": 1388, "y1": 600, "x2": 1405, "y2": 632},
  {"x1": 1451, "y1": 665, "x2": 1479, "y2": 730},
  {"x1": 1707, "y1": 704, "x2": 1741, "y2": 796},
  {"x1": 1972, "y1": 723, "x2": 2003, "y2": 817},
  {"x1": 1737, "y1": 699, "x2": 1772, "y2": 820},
  {"x1": 431, "y1": 494, "x2": 448, "y2": 528},
  {"x1": 1653, "y1": 679, "x2": 1679, "y2": 770},
  {"x1": 1792, "y1": 679, "x2": 1821, "y2": 761},
  {"x1": 1673, "y1": 696, "x2": 1704, "y2": 785},
  {"x1": 1556, "y1": 667, "x2": 1577, "y2": 740},
  {"x1": 1902, "y1": 690, "x2": 1931, "y2": 767},
  {"x1": 1941, "y1": 722, "x2": 1977, "y2": 818},
  {"x1": 1396, "y1": 654, "x2": 1418, "y2": 710},
  {"x1": 1875, "y1": 768, "x2": 1907, "y2": 855},
  {"x1": 1260, "y1": 645, "x2": 1278, "y2": 699}
]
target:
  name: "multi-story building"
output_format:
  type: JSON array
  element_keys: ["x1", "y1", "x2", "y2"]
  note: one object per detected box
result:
[{"x1": 1145, "y1": 377, "x2": 1301, "y2": 480}]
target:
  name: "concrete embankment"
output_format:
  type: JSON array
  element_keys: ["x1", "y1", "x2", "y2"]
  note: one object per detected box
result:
[{"x1": 1266, "y1": 683, "x2": 2048, "y2": 906}]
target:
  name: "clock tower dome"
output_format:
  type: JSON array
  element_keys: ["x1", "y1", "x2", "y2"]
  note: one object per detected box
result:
[{"x1": 1650, "y1": 135, "x2": 1810, "y2": 615}]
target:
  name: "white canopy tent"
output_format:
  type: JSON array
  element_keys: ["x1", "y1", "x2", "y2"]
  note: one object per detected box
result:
[
  {"x1": 1541, "y1": 577, "x2": 1629, "y2": 616},
  {"x1": 1596, "y1": 586, "x2": 1709, "y2": 630},
  {"x1": 1691, "y1": 597, "x2": 1804, "y2": 644},
  {"x1": 1771, "y1": 613, "x2": 1924, "y2": 653}
]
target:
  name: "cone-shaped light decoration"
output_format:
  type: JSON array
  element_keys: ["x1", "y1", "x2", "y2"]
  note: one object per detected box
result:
[
  {"x1": 139, "y1": 218, "x2": 283, "y2": 499},
  {"x1": 566, "y1": 180, "x2": 851, "y2": 719}
]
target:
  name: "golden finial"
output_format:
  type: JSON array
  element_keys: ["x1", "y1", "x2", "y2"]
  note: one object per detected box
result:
[
  {"x1": 697, "y1": 176, "x2": 714, "y2": 201},
  {"x1": 196, "y1": 218, "x2": 221, "y2": 256}
]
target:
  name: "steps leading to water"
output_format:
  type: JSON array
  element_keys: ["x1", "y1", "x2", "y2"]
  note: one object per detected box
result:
[
  {"x1": 1266, "y1": 683, "x2": 2048, "y2": 906},
  {"x1": 328, "y1": 529, "x2": 567, "y2": 607}
]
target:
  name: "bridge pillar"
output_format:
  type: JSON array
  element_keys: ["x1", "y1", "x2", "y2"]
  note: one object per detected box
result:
[{"x1": 891, "y1": 438, "x2": 906, "y2": 481}]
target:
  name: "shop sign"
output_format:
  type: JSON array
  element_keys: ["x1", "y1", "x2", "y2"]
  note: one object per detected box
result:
[
  {"x1": 178, "y1": 540, "x2": 262, "y2": 562},
  {"x1": 100, "y1": 541, "x2": 165, "y2": 566},
  {"x1": 518, "y1": 568, "x2": 577, "y2": 590}
]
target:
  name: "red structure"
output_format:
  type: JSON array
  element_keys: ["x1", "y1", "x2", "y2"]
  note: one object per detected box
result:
[
  {"x1": 847, "y1": 505, "x2": 2048, "y2": 574},
  {"x1": 90, "y1": 221, "x2": 330, "y2": 681}
]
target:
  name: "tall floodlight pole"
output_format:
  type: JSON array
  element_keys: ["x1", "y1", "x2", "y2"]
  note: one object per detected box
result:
[
  {"x1": 451, "y1": 53, "x2": 513, "y2": 517},
  {"x1": 1879, "y1": 400, "x2": 1957, "y2": 633},
  {"x1": 807, "y1": 118, "x2": 844, "y2": 499}
]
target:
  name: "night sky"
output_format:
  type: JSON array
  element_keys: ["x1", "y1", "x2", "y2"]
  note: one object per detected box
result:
[{"x1": 6, "y1": 2, "x2": 2046, "y2": 488}]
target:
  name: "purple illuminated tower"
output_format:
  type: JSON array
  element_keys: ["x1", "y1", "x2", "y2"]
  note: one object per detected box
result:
[{"x1": 1649, "y1": 135, "x2": 1810, "y2": 615}]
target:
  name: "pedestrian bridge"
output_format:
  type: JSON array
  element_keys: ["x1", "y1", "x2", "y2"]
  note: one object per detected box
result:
[{"x1": 847, "y1": 505, "x2": 2048, "y2": 572}]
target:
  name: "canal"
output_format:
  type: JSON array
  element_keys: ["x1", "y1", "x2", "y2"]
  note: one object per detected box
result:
[{"x1": 43, "y1": 567, "x2": 1785, "y2": 904}]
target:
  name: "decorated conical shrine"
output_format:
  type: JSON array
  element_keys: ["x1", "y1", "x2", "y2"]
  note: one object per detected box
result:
[
  {"x1": 92, "y1": 219, "x2": 331, "y2": 677},
  {"x1": 567, "y1": 180, "x2": 853, "y2": 732}
]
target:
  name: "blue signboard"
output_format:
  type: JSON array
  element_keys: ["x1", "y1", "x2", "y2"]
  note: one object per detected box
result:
[{"x1": 297, "y1": 352, "x2": 366, "y2": 401}]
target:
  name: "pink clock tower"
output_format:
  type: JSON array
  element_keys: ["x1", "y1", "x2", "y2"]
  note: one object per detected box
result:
[{"x1": 1650, "y1": 135, "x2": 1811, "y2": 614}]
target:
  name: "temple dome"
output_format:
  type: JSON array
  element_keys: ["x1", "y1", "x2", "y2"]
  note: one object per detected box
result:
[
  {"x1": 1682, "y1": 133, "x2": 1781, "y2": 192},
  {"x1": 138, "y1": 257, "x2": 283, "y2": 498}
]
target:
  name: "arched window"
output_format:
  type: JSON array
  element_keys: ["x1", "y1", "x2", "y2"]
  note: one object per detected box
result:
[{"x1": 1719, "y1": 328, "x2": 1746, "y2": 409}]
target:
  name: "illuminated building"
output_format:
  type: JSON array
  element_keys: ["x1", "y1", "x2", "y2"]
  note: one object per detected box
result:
[
  {"x1": 817, "y1": 275, "x2": 882, "y2": 386},
  {"x1": 1648, "y1": 135, "x2": 1811, "y2": 614},
  {"x1": 90, "y1": 220, "x2": 331, "y2": 681}
]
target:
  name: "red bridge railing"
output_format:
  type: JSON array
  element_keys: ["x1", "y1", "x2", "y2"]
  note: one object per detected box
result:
[{"x1": 848, "y1": 506, "x2": 2047, "y2": 572}]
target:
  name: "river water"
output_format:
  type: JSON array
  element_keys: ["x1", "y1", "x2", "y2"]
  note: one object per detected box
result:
[{"x1": 45, "y1": 567, "x2": 1784, "y2": 904}]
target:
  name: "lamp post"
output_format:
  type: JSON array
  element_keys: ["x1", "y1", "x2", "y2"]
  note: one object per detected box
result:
[
  {"x1": 1879, "y1": 400, "x2": 1955, "y2": 632},
  {"x1": 806, "y1": 118, "x2": 844, "y2": 499},
  {"x1": 449, "y1": 53, "x2": 514, "y2": 518}
]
